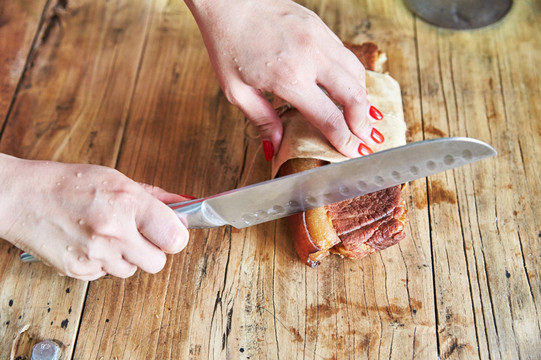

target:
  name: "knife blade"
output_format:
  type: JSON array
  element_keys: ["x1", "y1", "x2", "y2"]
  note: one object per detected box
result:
[{"x1": 169, "y1": 137, "x2": 496, "y2": 229}]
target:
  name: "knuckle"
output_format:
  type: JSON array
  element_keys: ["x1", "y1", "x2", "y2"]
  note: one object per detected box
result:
[
  {"x1": 321, "y1": 108, "x2": 344, "y2": 133},
  {"x1": 347, "y1": 86, "x2": 367, "y2": 106},
  {"x1": 344, "y1": 50, "x2": 366, "y2": 74},
  {"x1": 339, "y1": 134, "x2": 358, "y2": 151},
  {"x1": 108, "y1": 186, "x2": 139, "y2": 211}
]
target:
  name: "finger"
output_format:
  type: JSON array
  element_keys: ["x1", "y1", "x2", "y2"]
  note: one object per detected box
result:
[
  {"x1": 102, "y1": 257, "x2": 138, "y2": 279},
  {"x1": 324, "y1": 82, "x2": 374, "y2": 145},
  {"x1": 135, "y1": 196, "x2": 189, "y2": 254},
  {"x1": 137, "y1": 182, "x2": 193, "y2": 204},
  {"x1": 316, "y1": 56, "x2": 377, "y2": 145},
  {"x1": 120, "y1": 232, "x2": 167, "y2": 274},
  {"x1": 73, "y1": 235, "x2": 138, "y2": 278},
  {"x1": 75, "y1": 270, "x2": 108, "y2": 282},
  {"x1": 84, "y1": 230, "x2": 167, "y2": 275},
  {"x1": 279, "y1": 83, "x2": 370, "y2": 158},
  {"x1": 229, "y1": 85, "x2": 283, "y2": 158},
  {"x1": 62, "y1": 254, "x2": 107, "y2": 281}
]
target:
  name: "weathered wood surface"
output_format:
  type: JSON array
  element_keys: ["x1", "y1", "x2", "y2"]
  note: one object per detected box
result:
[{"x1": 1, "y1": 0, "x2": 539, "y2": 359}]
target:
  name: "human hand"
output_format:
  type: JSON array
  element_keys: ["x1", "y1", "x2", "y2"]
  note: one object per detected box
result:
[
  {"x1": 185, "y1": 0, "x2": 384, "y2": 159},
  {"x1": 0, "y1": 155, "x2": 189, "y2": 281}
]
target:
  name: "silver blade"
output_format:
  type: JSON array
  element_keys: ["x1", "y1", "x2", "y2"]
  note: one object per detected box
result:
[{"x1": 170, "y1": 137, "x2": 496, "y2": 229}]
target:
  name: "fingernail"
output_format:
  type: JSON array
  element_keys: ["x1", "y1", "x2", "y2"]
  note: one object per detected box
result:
[
  {"x1": 371, "y1": 128, "x2": 385, "y2": 144},
  {"x1": 358, "y1": 143, "x2": 373, "y2": 156},
  {"x1": 262, "y1": 140, "x2": 274, "y2": 161},
  {"x1": 369, "y1": 105, "x2": 383, "y2": 121},
  {"x1": 178, "y1": 194, "x2": 197, "y2": 200}
]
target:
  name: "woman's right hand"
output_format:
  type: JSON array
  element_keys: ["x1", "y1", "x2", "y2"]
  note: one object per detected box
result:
[{"x1": 0, "y1": 154, "x2": 189, "y2": 281}]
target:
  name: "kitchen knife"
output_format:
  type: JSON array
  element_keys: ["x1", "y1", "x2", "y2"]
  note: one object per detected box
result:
[
  {"x1": 20, "y1": 137, "x2": 496, "y2": 262},
  {"x1": 170, "y1": 137, "x2": 496, "y2": 228}
]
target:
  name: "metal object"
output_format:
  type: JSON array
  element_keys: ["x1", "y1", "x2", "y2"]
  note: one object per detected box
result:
[
  {"x1": 31, "y1": 340, "x2": 61, "y2": 360},
  {"x1": 403, "y1": 0, "x2": 512, "y2": 29},
  {"x1": 170, "y1": 137, "x2": 496, "y2": 229}
]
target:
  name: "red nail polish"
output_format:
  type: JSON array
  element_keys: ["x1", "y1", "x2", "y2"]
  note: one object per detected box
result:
[
  {"x1": 262, "y1": 140, "x2": 274, "y2": 161},
  {"x1": 369, "y1": 106, "x2": 383, "y2": 120},
  {"x1": 371, "y1": 128, "x2": 385, "y2": 144},
  {"x1": 178, "y1": 194, "x2": 197, "y2": 200},
  {"x1": 358, "y1": 143, "x2": 373, "y2": 156}
]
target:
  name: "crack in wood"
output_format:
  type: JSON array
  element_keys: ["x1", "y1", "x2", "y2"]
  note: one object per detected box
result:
[{"x1": 40, "y1": 0, "x2": 68, "y2": 45}]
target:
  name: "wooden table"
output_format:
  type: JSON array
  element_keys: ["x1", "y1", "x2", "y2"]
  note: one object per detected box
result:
[{"x1": 1, "y1": 0, "x2": 540, "y2": 358}]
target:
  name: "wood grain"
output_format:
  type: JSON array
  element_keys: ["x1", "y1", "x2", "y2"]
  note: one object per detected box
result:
[
  {"x1": 0, "y1": 0, "x2": 539, "y2": 359},
  {"x1": 0, "y1": 0, "x2": 47, "y2": 129}
]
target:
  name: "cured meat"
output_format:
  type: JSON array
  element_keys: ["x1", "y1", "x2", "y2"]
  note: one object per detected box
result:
[{"x1": 275, "y1": 42, "x2": 408, "y2": 267}]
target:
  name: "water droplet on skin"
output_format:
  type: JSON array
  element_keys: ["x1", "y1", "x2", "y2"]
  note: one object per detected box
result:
[
  {"x1": 66, "y1": 245, "x2": 73, "y2": 251},
  {"x1": 76, "y1": 172, "x2": 82, "y2": 178},
  {"x1": 78, "y1": 219, "x2": 85, "y2": 225},
  {"x1": 233, "y1": 57, "x2": 238, "y2": 63},
  {"x1": 265, "y1": 61, "x2": 272, "y2": 67},
  {"x1": 237, "y1": 66, "x2": 243, "y2": 72}
]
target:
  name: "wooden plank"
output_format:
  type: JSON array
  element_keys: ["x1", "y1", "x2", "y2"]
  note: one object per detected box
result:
[
  {"x1": 415, "y1": 0, "x2": 541, "y2": 358},
  {"x1": 72, "y1": 0, "x2": 249, "y2": 357},
  {"x1": 0, "y1": 0, "x2": 47, "y2": 128},
  {"x1": 0, "y1": 0, "x2": 153, "y2": 358}
]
